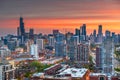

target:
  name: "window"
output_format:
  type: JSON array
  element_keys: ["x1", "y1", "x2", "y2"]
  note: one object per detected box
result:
[{"x1": 99, "y1": 76, "x2": 105, "y2": 80}]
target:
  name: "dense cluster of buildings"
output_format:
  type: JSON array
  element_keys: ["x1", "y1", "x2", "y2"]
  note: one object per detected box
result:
[{"x1": 0, "y1": 17, "x2": 120, "y2": 80}]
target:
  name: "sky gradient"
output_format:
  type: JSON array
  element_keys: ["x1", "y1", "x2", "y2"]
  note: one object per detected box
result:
[{"x1": 0, "y1": 0, "x2": 120, "y2": 36}]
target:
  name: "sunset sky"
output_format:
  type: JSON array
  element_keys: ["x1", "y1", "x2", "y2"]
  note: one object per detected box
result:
[{"x1": 0, "y1": 0, "x2": 120, "y2": 36}]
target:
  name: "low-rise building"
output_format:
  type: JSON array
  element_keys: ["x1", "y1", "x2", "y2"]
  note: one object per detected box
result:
[
  {"x1": 0, "y1": 63, "x2": 15, "y2": 80},
  {"x1": 59, "y1": 68, "x2": 90, "y2": 80},
  {"x1": 44, "y1": 64, "x2": 62, "y2": 75}
]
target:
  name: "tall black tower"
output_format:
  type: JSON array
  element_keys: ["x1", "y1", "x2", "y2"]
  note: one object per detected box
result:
[
  {"x1": 19, "y1": 17, "x2": 25, "y2": 36},
  {"x1": 98, "y1": 25, "x2": 102, "y2": 36}
]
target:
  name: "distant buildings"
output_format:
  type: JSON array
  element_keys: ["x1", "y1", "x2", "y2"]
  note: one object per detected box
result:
[
  {"x1": 29, "y1": 28, "x2": 34, "y2": 40},
  {"x1": 80, "y1": 24, "x2": 87, "y2": 41},
  {"x1": 105, "y1": 30, "x2": 111, "y2": 39},
  {"x1": 17, "y1": 17, "x2": 25, "y2": 37},
  {"x1": 97, "y1": 25, "x2": 103, "y2": 43},
  {"x1": 0, "y1": 17, "x2": 120, "y2": 80}
]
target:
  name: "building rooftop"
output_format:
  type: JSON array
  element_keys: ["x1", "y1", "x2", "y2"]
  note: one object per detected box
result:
[
  {"x1": 33, "y1": 73, "x2": 44, "y2": 77},
  {"x1": 90, "y1": 73, "x2": 106, "y2": 76},
  {"x1": 44, "y1": 63, "x2": 60, "y2": 71},
  {"x1": 59, "y1": 68, "x2": 88, "y2": 78},
  {"x1": 41, "y1": 57, "x2": 63, "y2": 64},
  {"x1": 44, "y1": 75, "x2": 70, "y2": 80}
]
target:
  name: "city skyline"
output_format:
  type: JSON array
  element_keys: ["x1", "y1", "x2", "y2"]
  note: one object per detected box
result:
[
  {"x1": 0, "y1": 1, "x2": 120, "y2": 79},
  {"x1": 0, "y1": 0, "x2": 120, "y2": 36}
]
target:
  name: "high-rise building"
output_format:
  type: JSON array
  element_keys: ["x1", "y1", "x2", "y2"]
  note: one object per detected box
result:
[
  {"x1": 75, "y1": 28, "x2": 80, "y2": 42},
  {"x1": 17, "y1": 27, "x2": 20, "y2": 36},
  {"x1": 26, "y1": 40, "x2": 34, "y2": 53},
  {"x1": 81, "y1": 24, "x2": 86, "y2": 36},
  {"x1": 0, "y1": 40, "x2": 4, "y2": 48},
  {"x1": 68, "y1": 36, "x2": 79, "y2": 61},
  {"x1": 80, "y1": 24, "x2": 87, "y2": 41},
  {"x1": 17, "y1": 17, "x2": 26, "y2": 45},
  {"x1": 75, "y1": 28, "x2": 80, "y2": 36},
  {"x1": 30, "y1": 44, "x2": 39, "y2": 59},
  {"x1": 97, "y1": 25, "x2": 103, "y2": 43},
  {"x1": 17, "y1": 17, "x2": 25, "y2": 36},
  {"x1": 36, "y1": 39, "x2": 44, "y2": 52},
  {"x1": 55, "y1": 34, "x2": 66, "y2": 57},
  {"x1": 105, "y1": 30, "x2": 111, "y2": 39},
  {"x1": 65, "y1": 32, "x2": 73, "y2": 43},
  {"x1": 7, "y1": 39, "x2": 17, "y2": 51},
  {"x1": 93, "y1": 30, "x2": 96, "y2": 37},
  {"x1": 76, "y1": 43, "x2": 89, "y2": 66},
  {"x1": 19, "y1": 17, "x2": 25, "y2": 36},
  {"x1": 48, "y1": 36, "x2": 55, "y2": 47},
  {"x1": 111, "y1": 33, "x2": 118, "y2": 44},
  {"x1": 118, "y1": 34, "x2": 120, "y2": 43},
  {"x1": 93, "y1": 29, "x2": 97, "y2": 42},
  {"x1": 53, "y1": 30, "x2": 59, "y2": 37},
  {"x1": 98, "y1": 25, "x2": 102, "y2": 35},
  {"x1": 29, "y1": 28, "x2": 34, "y2": 39},
  {"x1": 101, "y1": 38, "x2": 114, "y2": 75},
  {"x1": 96, "y1": 46, "x2": 102, "y2": 70}
]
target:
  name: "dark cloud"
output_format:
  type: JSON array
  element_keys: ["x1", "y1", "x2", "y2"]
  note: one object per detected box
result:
[{"x1": 0, "y1": 0, "x2": 120, "y2": 19}]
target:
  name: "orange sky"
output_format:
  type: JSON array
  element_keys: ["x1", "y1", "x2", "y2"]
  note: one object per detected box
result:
[
  {"x1": 0, "y1": 0, "x2": 120, "y2": 35},
  {"x1": 0, "y1": 18, "x2": 120, "y2": 35}
]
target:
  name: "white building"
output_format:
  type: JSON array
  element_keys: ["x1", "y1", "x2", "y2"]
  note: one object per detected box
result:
[
  {"x1": 49, "y1": 36, "x2": 55, "y2": 47},
  {"x1": 36, "y1": 39, "x2": 44, "y2": 51},
  {"x1": 59, "y1": 68, "x2": 89, "y2": 79},
  {"x1": 30, "y1": 44, "x2": 39, "y2": 59},
  {"x1": 26, "y1": 40, "x2": 34, "y2": 53},
  {"x1": 0, "y1": 46, "x2": 11, "y2": 62}
]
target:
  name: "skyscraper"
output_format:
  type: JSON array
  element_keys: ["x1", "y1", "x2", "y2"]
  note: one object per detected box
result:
[
  {"x1": 20, "y1": 17, "x2": 25, "y2": 36},
  {"x1": 97, "y1": 25, "x2": 103, "y2": 43},
  {"x1": 105, "y1": 30, "x2": 111, "y2": 39},
  {"x1": 76, "y1": 43, "x2": 89, "y2": 66},
  {"x1": 68, "y1": 36, "x2": 79, "y2": 61},
  {"x1": 80, "y1": 24, "x2": 87, "y2": 41},
  {"x1": 30, "y1": 44, "x2": 39, "y2": 59},
  {"x1": 75, "y1": 28, "x2": 80, "y2": 42},
  {"x1": 17, "y1": 17, "x2": 26, "y2": 45},
  {"x1": 29, "y1": 28, "x2": 34, "y2": 39},
  {"x1": 82, "y1": 24, "x2": 87, "y2": 36},
  {"x1": 55, "y1": 33, "x2": 66, "y2": 57},
  {"x1": 75, "y1": 28, "x2": 80, "y2": 36},
  {"x1": 96, "y1": 46, "x2": 102, "y2": 71},
  {"x1": 98, "y1": 25, "x2": 102, "y2": 36},
  {"x1": 48, "y1": 36, "x2": 55, "y2": 47},
  {"x1": 101, "y1": 38, "x2": 114, "y2": 75},
  {"x1": 17, "y1": 17, "x2": 25, "y2": 36},
  {"x1": 36, "y1": 39, "x2": 44, "y2": 52}
]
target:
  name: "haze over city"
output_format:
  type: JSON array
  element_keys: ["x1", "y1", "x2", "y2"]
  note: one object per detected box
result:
[{"x1": 0, "y1": 0, "x2": 120, "y2": 36}]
